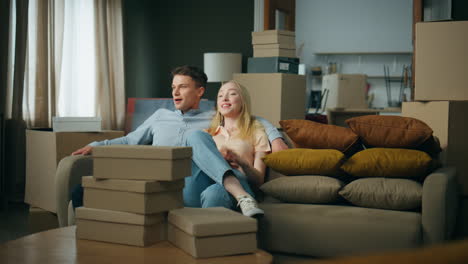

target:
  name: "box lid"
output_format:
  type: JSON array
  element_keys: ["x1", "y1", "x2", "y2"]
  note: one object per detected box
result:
[
  {"x1": 76, "y1": 207, "x2": 165, "y2": 225},
  {"x1": 53, "y1": 116, "x2": 102, "y2": 122},
  {"x1": 93, "y1": 145, "x2": 192, "y2": 160},
  {"x1": 82, "y1": 176, "x2": 184, "y2": 193},
  {"x1": 168, "y1": 207, "x2": 257, "y2": 237},
  {"x1": 253, "y1": 43, "x2": 296, "y2": 50},
  {"x1": 252, "y1": 30, "x2": 295, "y2": 37}
]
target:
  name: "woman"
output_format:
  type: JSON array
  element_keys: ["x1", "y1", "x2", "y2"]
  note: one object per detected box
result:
[{"x1": 206, "y1": 80, "x2": 271, "y2": 217}]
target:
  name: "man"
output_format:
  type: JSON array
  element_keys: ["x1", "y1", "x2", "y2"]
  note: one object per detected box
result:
[{"x1": 72, "y1": 65, "x2": 288, "y2": 216}]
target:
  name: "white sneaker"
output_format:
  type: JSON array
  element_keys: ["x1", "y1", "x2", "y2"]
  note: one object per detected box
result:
[{"x1": 236, "y1": 195, "x2": 264, "y2": 217}]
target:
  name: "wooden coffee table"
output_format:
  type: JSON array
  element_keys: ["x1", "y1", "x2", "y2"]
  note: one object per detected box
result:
[{"x1": 0, "y1": 226, "x2": 273, "y2": 264}]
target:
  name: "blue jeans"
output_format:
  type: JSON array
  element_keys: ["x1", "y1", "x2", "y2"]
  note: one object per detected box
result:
[
  {"x1": 71, "y1": 131, "x2": 254, "y2": 210},
  {"x1": 183, "y1": 130, "x2": 255, "y2": 209}
]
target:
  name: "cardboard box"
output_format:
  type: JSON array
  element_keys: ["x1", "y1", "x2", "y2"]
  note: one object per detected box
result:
[
  {"x1": 402, "y1": 101, "x2": 468, "y2": 194},
  {"x1": 322, "y1": 74, "x2": 368, "y2": 109},
  {"x1": 247, "y1": 57, "x2": 299, "y2": 74},
  {"x1": 168, "y1": 207, "x2": 257, "y2": 258},
  {"x1": 415, "y1": 21, "x2": 468, "y2": 100},
  {"x1": 52, "y1": 117, "x2": 102, "y2": 132},
  {"x1": 25, "y1": 129, "x2": 124, "y2": 212},
  {"x1": 76, "y1": 207, "x2": 167, "y2": 247},
  {"x1": 233, "y1": 73, "x2": 306, "y2": 127},
  {"x1": 93, "y1": 145, "x2": 192, "y2": 180},
  {"x1": 253, "y1": 48, "x2": 297, "y2": 58},
  {"x1": 82, "y1": 176, "x2": 184, "y2": 214},
  {"x1": 251, "y1": 30, "x2": 295, "y2": 45},
  {"x1": 253, "y1": 43, "x2": 296, "y2": 50}
]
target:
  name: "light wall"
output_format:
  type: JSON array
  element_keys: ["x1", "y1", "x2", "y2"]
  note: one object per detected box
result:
[{"x1": 296, "y1": 0, "x2": 413, "y2": 108}]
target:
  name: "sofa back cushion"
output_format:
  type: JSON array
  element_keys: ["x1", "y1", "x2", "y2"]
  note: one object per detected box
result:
[
  {"x1": 261, "y1": 176, "x2": 344, "y2": 204},
  {"x1": 339, "y1": 178, "x2": 422, "y2": 211}
]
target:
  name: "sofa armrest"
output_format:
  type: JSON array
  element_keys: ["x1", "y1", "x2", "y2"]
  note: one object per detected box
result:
[
  {"x1": 55, "y1": 155, "x2": 93, "y2": 227},
  {"x1": 422, "y1": 166, "x2": 458, "y2": 244}
]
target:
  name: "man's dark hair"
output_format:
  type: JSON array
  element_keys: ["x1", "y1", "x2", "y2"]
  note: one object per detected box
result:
[{"x1": 171, "y1": 65, "x2": 208, "y2": 88}]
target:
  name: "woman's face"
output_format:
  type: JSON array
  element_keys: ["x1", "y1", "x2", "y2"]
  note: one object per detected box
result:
[{"x1": 217, "y1": 82, "x2": 243, "y2": 118}]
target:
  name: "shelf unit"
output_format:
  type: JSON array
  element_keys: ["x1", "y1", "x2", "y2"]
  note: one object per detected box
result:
[
  {"x1": 308, "y1": 51, "x2": 413, "y2": 109},
  {"x1": 312, "y1": 74, "x2": 402, "y2": 79},
  {"x1": 314, "y1": 51, "x2": 413, "y2": 55}
]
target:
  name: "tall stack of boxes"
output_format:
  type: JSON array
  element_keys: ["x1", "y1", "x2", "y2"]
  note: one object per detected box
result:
[
  {"x1": 75, "y1": 145, "x2": 259, "y2": 258},
  {"x1": 75, "y1": 145, "x2": 191, "y2": 246},
  {"x1": 248, "y1": 30, "x2": 299, "y2": 74},
  {"x1": 236, "y1": 30, "x2": 306, "y2": 127},
  {"x1": 402, "y1": 21, "x2": 468, "y2": 238}
]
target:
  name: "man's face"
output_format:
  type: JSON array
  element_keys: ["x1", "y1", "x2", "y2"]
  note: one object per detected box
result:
[{"x1": 171, "y1": 75, "x2": 205, "y2": 113}]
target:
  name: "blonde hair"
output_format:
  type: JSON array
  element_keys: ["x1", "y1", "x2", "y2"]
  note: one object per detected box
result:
[{"x1": 207, "y1": 80, "x2": 262, "y2": 140}]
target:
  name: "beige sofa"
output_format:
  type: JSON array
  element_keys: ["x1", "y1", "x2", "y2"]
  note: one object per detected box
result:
[
  {"x1": 258, "y1": 167, "x2": 458, "y2": 257},
  {"x1": 55, "y1": 155, "x2": 458, "y2": 258}
]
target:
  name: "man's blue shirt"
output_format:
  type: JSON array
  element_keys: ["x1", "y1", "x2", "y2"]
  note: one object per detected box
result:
[{"x1": 90, "y1": 109, "x2": 282, "y2": 147}]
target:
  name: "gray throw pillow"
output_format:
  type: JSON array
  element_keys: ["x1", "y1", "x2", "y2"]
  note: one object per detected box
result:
[
  {"x1": 339, "y1": 178, "x2": 422, "y2": 210},
  {"x1": 260, "y1": 176, "x2": 344, "y2": 204}
]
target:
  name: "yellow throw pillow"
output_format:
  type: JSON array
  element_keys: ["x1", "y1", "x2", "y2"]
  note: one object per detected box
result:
[
  {"x1": 341, "y1": 148, "x2": 432, "y2": 178},
  {"x1": 263, "y1": 149, "x2": 345, "y2": 176}
]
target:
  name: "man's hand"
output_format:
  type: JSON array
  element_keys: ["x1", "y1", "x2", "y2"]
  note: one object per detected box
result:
[
  {"x1": 72, "y1": 145, "x2": 93, "y2": 156},
  {"x1": 271, "y1": 138, "x2": 288, "y2": 153}
]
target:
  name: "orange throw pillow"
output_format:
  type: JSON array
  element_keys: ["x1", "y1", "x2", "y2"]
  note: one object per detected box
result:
[
  {"x1": 280, "y1": 119, "x2": 359, "y2": 153},
  {"x1": 346, "y1": 115, "x2": 433, "y2": 148}
]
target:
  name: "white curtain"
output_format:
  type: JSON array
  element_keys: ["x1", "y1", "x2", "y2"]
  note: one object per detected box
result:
[
  {"x1": 58, "y1": 0, "x2": 97, "y2": 118},
  {"x1": 19, "y1": 0, "x2": 125, "y2": 130}
]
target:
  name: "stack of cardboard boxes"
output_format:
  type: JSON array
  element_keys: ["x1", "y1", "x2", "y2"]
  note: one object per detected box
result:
[
  {"x1": 235, "y1": 30, "x2": 306, "y2": 127},
  {"x1": 252, "y1": 30, "x2": 296, "y2": 58},
  {"x1": 75, "y1": 145, "x2": 259, "y2": 258},
  {"x1": 75, "y1": 145, "x2": 191, "y2": 246},
  {"x1": 402, "y1": 21, "x2": 468, "y2": 238},
  {"x1": 248, "y1": 30, "x2": 298, "y2": 74}
]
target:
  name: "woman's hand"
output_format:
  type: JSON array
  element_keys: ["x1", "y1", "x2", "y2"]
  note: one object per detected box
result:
[{"x1": 220, "y1": 147, "x2": 244, "y2": 169}]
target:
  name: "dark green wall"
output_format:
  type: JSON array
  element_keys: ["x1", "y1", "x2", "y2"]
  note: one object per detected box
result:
[
  {"x1": 122, "y1": 0, "x2": 254, "y2": 101},
  {"x1": 453, "y1": 0, "x2": 468, "y2": 21}
]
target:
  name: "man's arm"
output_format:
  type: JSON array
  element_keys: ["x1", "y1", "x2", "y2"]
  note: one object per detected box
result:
[
  {"x1": 72, "y1": 110, "x2": 160, "y2": 155},
  {"x1": 256, "y1": 116, "x2": 288, "y2": 152},
  {"x1": 270, "y1": 138, "x2": 288, "y2": 152}
]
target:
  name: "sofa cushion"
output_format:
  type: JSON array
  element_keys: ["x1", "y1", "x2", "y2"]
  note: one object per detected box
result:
[
  {"x1": 279, "y1": 119, "x2": 360, "y2": 153},
  {"x1": 345, "y1": 115, "x2": 433, "y2": 148},
  {"x1": 260, "y1": 176, "x2": 344, "y2": 204},
  {"x1": 258, "y1": 203, "x2": 422, "y2": 257},
  {"x1": 339, "y1": 178, "x2": 423, "y2": 210},
  {"x1": 263, "y1": 149, "x2": 345, "y2": 176},
  {"x1": 341, "y1": 148, "x2": 433, "y2": 179}
]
